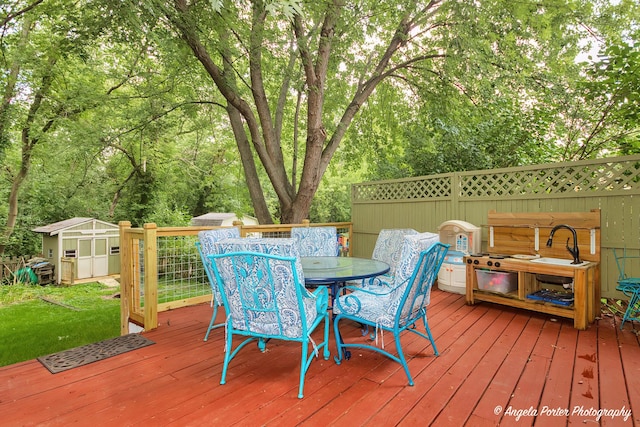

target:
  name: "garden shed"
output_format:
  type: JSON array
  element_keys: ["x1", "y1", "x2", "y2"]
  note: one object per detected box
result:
[
  {"x1": 190, "y1": 213, "x2": 258, "y2": 226},
  {"x1": 33, "y1": 217, "x2": 121, "y2": 284}
]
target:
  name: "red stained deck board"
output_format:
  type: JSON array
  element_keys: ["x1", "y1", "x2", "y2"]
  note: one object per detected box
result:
[
  {"x1": 253, "y1": 337, "x2": 393, "y2": 426},
  {"x1": 427, "y1": 311, "x2": 519, "y2": 426},
  {"x1": 365, "y1": 304, "x2": 494, "y2": 416},
  {"x1": 367, "y1": 305, "x2": 503, "y2": 426},
  {"x1": 617, "y1": 322, "x2": 640, "y2": 425},
  {"x1": 497, "y1": 318, "x2": 564, "y2": 427},
  {"x1": 397, "y1": 308, "x2": 515, "y2": 426},
  {"x1": 568, "y1": 317, "x2": 600, "y2": 425},
  {"x1": 326, "y1": 303, "x2": 494, "y2": 426},
  {"x1": 307, "y1": 299, "x2": 479, "y2": 426},
  {"x1": 462, "y1": 311, "x2": 530, "y2": 424},
  {"x1": 1, "y1": 290, "x2": 640, "y2": 426},
  {"x1": 535, "y1": 323, "x2": 579, "y2": 427},
  {"x1": 410, "y1": 310, "x2": 528, "y2": 425},
  {"x1": 471, "y1": 315, "x2": 546, "y2": 425},
  {"x1": 597, "y1": 316, "x2": 631, "y2": 427}
]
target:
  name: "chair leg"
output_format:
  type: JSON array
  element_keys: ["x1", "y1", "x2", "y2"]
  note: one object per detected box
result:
[
  {"x1": 333, "y1": 315, "x2": 345, "y2": 364},
  {"x1": 621, "y1": 290, "x2": 640, "y2": 330},
  {"x1": 220, "y1": 326, "x2": 234, "y2": 385},
  {"x1": 298, "y1": 340, "x2": 309, "y2": 399},
  {"x1": 203, "y1": 303, "x2": 220, "y2": 341},
  {"x1": 422, "y1": 314, "x2": 439, "y2": 356},
  {"x1": 394, "y1": 331, "x2": 414, "y2": 386},
  {"x1": 395, "y1": 316, "x2": 439, "y2": 386},
  {"x1": 322, "y1": 314, "x2": 330, "y2": 360}
]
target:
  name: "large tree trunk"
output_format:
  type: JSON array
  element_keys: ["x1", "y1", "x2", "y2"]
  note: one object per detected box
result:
[
  {"x1": 226, "y1": 104, "x2": 274, "y2": 224},
  {"x1": 1, "y1": 158, "x2": 29, "y2": 255}
]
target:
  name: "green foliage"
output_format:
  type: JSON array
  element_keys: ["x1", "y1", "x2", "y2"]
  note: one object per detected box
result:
[
  {"x1": 309, "y1": 177, "x2": 351, "y2": 223},
  {"x1": 581, "y1": 28, "x2": 640, "y2": 154},
  {"x1": 343, "y1": 0, "x2": 640, "y2": 180},
  {"x1": 0, "y1": 0, "x2": 639, "y2": 253}
]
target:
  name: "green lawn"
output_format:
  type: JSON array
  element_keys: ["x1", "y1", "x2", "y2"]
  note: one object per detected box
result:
[{"x1": 0, "y1": 283, "x2": 120, "y2": 367}]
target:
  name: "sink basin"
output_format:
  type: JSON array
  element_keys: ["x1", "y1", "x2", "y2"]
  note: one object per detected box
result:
[{"x1": 530, "y1": 257, "x2": 589, "y2": 267}]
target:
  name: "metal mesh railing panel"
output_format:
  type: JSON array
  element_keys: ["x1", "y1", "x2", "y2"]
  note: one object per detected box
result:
[
  {"x1": 138, "y1": 236, "x2": 209, "y2": 306},
  {"x1": 156, "y1": 235, "x2": 209, "y2": 304}
]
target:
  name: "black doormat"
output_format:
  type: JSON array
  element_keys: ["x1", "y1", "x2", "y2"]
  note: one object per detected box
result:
[{"x1": 37, "y1": 333, "x2": 154, "y2": 374}]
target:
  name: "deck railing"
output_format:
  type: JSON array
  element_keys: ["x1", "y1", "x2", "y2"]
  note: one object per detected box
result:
[{"x1": 118, "y1": 221, "x2": 353, "y2": 334}]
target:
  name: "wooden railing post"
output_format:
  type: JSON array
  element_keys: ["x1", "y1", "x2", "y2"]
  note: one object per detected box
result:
[
  {"x1": 143, "y1": 223, "x2": 158, "y2": 330},
  {"x1": 119, "y1": 221, "x2": 132, "y2": 336}
]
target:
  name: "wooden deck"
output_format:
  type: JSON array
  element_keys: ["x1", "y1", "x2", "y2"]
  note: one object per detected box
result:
[{"x1": 1, "y1": 289, "x2": 639, "y2": 426}]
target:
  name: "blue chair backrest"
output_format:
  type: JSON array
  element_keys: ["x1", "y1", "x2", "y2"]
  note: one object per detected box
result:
[
  {"x1": 209, "y1": 238, "x2": 317, "y2": 338},
  {"x1": 371, "y1": 229, "x2": 418, "y2": 277},
  {"x1": 197, "y1": 228, "x2": 241, "y2": 302},
  {"x1": 291, "y1": 226, "x2": 339, "y2": 257}
]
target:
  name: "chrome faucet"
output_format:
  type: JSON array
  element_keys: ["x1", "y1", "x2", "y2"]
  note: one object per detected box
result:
[{"x1": 546, "y1": 224, "x2": 581, "y2": 264}]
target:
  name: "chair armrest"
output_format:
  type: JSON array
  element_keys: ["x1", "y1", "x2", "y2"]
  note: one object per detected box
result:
[
  {"x1": 310, "y1": 286, "x2": 329, "y2": 313},
  {"x1": 344, "y1": 276, "x2": 408, "y2": 296},
  {"x1": 341, "y1": 285, "x2": 393, "y2": 296},
  {"x1": 364, "y1": 275, "x2": 394, "y2": 288}
]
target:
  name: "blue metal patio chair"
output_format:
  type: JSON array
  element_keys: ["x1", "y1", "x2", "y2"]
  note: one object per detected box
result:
[
  {"x1": 333, "y1": 232, "x2": 448, "y2": 386},
  {"x1": 196, "y1": 227, "x2": 241, "y2": 341},
  {"x1": 613, "y1": 248, "x2": 640, "y2": 329},
  {"x1": 291, "y1": 226, "x2": 340, "y2": 257},
  {"x1": 208, "y1": 238, "x2": 330, "y2": 399}
]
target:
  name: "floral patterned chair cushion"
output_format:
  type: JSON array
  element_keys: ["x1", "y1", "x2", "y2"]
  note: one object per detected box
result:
[
  {"x1": 362, "y1": 228, "x2": 418, "y2": 287},
  {"x1": 334, "y1": 232, "x2": 440, "y2": 327},
  {"x1": 291, "y1": 226, "x2": 340, "y2": 257},
  {"x1": 372, "y1": 229, "x2": 419, "y2": 276},
  {"x1": 196, "y1": 227, "x2": 241, "y2": 340},
  {"x1": 212, "y1": 238, "x2": 322, "y2": 338}
]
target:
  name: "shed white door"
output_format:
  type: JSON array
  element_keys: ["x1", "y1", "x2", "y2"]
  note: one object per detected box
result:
[
  {"x1": 93, "y1": 238, "x2": 108, "y2": 277},
  {"x1": 77, "y1": 239, "x2": 92, "y2": 279},
  {"x1": 77, "y1": 238, "x2": 108, "y2": 279}
]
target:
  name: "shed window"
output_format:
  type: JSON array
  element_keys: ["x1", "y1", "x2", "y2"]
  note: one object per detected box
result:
[
  {"x1": 64, "y1": 249, "x2": 77, "y2": 258},
  {"x1": 47, "y1": 249, "x2": 53, "y2": 258},
  {"x1": 110, "y1": 246, "x2": 120, "y2": 255}
]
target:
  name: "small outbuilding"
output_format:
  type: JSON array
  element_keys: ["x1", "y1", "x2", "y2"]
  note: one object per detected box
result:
[
  {"x1": 33, "y1": 217, "x2": 121, "y2": 284},
  {"x1": 190, "y1": 213, "x2": 259, "y2": 227}
]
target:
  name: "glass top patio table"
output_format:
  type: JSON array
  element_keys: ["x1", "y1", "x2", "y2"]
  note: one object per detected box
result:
[
  {"x1": 301, "y1": 256, "x2": 390, "y2": 359},
  {"x1": 301, "y1": 256, "x2": 390, "y2": 285}
]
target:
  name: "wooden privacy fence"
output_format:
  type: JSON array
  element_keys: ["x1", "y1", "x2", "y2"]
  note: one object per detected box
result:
[
  {"x1": 351, "y1": 154, "x2": 640, "y2": 299},
  {"x1": 118, "y1": 221, "x2": 353, "y2": 334}
]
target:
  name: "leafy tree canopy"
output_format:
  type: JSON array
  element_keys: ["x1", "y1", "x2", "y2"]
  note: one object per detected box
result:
[{"x1": 0, "y1": 0, "x2": 638, "y2": 255}]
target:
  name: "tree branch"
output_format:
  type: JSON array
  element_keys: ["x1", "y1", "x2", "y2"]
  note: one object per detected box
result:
[{"x1": 0, "y1": 0, "x2": 44, "y2": 28}]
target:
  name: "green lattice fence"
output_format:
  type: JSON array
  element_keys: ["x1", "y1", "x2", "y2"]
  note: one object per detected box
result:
[{"x1": 353, "y1": 157, "x2": 640, "y2": 202}]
